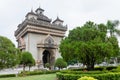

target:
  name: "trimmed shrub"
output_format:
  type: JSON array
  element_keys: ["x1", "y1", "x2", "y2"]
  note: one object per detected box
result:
[
  {"x1": 60, "y1": 70, "x2": 108, "y2": 74},
  {"x1": 18, "y1": 70, "x2": 59, "y2": 77},
  {"x1": 69, "y1": 68, "x2": 84, "y2": 71},
  {"x1": 0, "y1": 74, "x2": 16, "y2": 78},
  {"x1": 69, "y1": 66, "x2": 117, "y2": 71},
  {"x1": 45, "y1": 63, "x2": 50, "y2": 69},
  {"x1": 56, "y1": 72, "x2": 120, "y2": 80},
  {"x1": 78, "y1": 76, "x2": 97, "y2": 80},
  {"x1": 106, "y1": 66, "x2": 117, "y2": 70},
  {"x1": 110, "y1": 66, "x2": 120, "y2": 72},
  {"x1": 93, "y1": 67, "x2": 104, "y2": 71}
]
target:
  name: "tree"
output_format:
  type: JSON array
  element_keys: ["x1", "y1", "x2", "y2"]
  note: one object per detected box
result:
[
  {"x1": 20, "y1": 51, "x2": 35, "y2": 71},
  {"x1": 106, "y1": 20, "x2": 120, "y2": 64},
  {"x1": 60, "y1": 21, "x2": 119, "y2": 70},
  {"x1": 45, "y1": 63, "x2": 50, "y2": 69},
  {"x1": 55, "y1": 58, "x2": 67, "y2": 70},
  {"x1": 107, "y1": 20, "x2": 120, "y2": 36},
  {"x1": 0, "y1": 35, "x2": 20, "y2": 69}
]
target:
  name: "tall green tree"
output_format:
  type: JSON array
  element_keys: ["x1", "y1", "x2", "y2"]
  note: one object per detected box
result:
[
  {"x1": 20, "y1": 51, "x2": 35, "y2": 71},
  {"x1": 0, "y1": 35, "x2": 20, "y2": 69},
  {"x1": 60, "y1": 21, "x2": 119, "y2": 70},
  {"x1": 55, "y1": 58, "x2": 67, "y2": 70}
]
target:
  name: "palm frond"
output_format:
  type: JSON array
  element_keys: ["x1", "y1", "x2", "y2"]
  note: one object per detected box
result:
[{"x1": 115, "y1": 29, "x2": 120, "y2": 36}]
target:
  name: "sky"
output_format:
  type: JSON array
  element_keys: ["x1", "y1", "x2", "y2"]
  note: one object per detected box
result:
[{"x1": 0, "y1": 0, "x2": 120, "y2": 46}]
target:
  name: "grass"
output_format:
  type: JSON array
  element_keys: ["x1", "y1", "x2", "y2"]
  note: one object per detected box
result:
[{"x1": 0, "y1": 74, "x2": 56, "y2": 80}]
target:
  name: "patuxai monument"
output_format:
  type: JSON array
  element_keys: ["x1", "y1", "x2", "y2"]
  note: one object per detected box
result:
[{"x1": 14, "y1": 7, "x2": 67, "y2": 69}]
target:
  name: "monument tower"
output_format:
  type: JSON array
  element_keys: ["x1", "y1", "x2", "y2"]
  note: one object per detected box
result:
[{"x1": 14, "y1": 7, "x2": 67, "y2": 68}]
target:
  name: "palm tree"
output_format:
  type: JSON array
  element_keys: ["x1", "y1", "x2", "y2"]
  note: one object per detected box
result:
[
  {"x1": 107, "y1": 20, "x2": 120, "y2": 65},
  {"x1": 107, "y1": 20, "x2": 120, "y2": 36}
]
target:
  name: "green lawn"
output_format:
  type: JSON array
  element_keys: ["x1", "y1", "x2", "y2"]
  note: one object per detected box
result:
[{"x1": 0, "y1": 74, "x2": 56, "y2": 80}]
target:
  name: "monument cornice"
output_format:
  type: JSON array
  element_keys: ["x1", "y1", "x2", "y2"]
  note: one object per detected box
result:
[
  {"x1": 15, "y1": 19, "x2": 67, "y2": 37},
  {"x1": 15, "y1": 26, "x2": 65, "y2": 40}
]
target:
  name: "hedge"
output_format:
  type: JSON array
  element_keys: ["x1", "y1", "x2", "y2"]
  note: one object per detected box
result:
[
  {"x1": 0, "y1": 74, "x2": 16, "y2": 78},
  {"x1": 56, "y1": 72, "x2": 120, "y2": 80},
  {"x1": 60, "y1": 70, "x2": 108, "y2": 74},
  {"x1": 70, "y1": 66, "x2": 117, "y2": 71},
  {"x1": 18, "y1": 70, "x2": 59, "y2": 77},
  {"x1": 0, "y1": 70, "x2": 59, "y2": 78}
]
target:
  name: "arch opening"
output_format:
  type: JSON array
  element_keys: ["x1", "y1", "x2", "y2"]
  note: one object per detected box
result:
[{"x1": 42, "y1": 50, "x2": 50, "y2": 67}]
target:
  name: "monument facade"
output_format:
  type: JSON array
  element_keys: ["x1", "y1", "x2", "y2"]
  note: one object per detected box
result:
[{"x1": 14, "y1": 7, "x2": 67, "y2": 68}]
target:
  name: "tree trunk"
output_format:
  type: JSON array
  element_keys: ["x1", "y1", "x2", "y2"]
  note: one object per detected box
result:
[
  {"x1": 29, "y1": 66, "x2": 31, "y2": 71},
  {"x1": 23, "y1": 64, "x2": 25, "y2": 71},
  {"x1": 86, "y1": 64, "x2": 94, "y2": 71},
  {"x1": 86, "y1": 59, "x2": 95, "y2": 71}
]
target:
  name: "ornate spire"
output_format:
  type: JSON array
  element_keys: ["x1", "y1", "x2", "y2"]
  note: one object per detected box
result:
[
  {"x1": 31, "y1": 7, "x2": 33, "y2": 13},
  {"x1": 25, "y1": 8, "x2": 36, "y2": 19},
  {"x1": 56, "y1": 16, "x2": 64, "y2": 22},
  {"x1": 35, "y1": 6, "x2": 44, "y2": 14},
  {"x1": 53, "y1": 16, "x2": 64, "y2": 25}
]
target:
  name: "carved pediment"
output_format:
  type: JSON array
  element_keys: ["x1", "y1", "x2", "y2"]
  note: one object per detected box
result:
[
  {"x1": 37, "y1": 34, "x2": 58, "y2": 48},
  {"x1": 44, "y1": 35, "x2": 54, "y2": 47}
]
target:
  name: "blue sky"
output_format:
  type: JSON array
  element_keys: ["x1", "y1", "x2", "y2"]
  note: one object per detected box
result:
[{"x1": 0, "y1": 0, "x2": 120, "y2": 46}]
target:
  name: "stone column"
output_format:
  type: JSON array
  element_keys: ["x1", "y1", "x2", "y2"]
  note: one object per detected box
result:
[
  {"x1": 37, "y1": 48, "x2": 44, "y2": 69},
  {"x1": 50, "y1": 49, "x2": 55, "y2": 70}
]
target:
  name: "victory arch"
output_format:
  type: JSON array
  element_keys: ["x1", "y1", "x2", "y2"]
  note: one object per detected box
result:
[{"x1": 14, "y1": 7, "x2": 67, "y2": 69}]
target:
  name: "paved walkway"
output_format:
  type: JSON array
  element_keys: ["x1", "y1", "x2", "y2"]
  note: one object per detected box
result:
[
  {"x1": 0, "y1": 67, "x2": 48, "y2": 75},
  {"x1": 0, "y1": 68, "x2": 22, "y2": 75}
]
